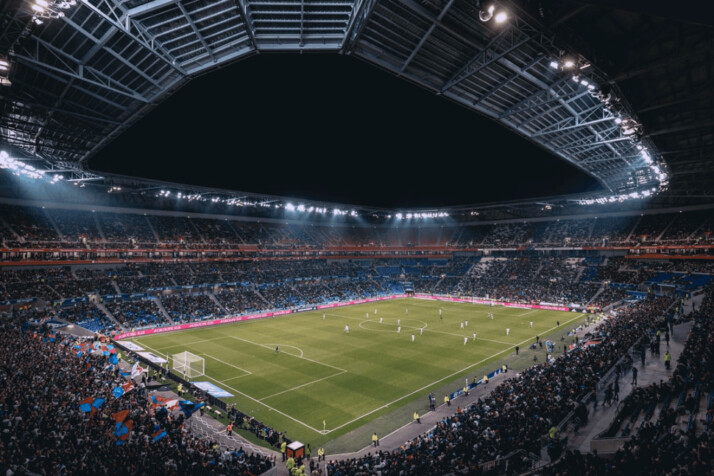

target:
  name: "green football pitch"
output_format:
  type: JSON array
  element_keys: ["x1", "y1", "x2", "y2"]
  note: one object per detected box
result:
[{"x1": 128, "y1": 298, "x2": 585, "y2": 449}]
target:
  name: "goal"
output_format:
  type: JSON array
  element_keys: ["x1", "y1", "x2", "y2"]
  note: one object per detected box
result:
[{"x1": 172, "y1": 351, "x2": 205, "y2": 379}]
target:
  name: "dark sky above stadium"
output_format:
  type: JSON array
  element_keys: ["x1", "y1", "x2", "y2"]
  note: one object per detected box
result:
[{"x1": 90, "y1": 53, "x2": 599, "y2": 208}]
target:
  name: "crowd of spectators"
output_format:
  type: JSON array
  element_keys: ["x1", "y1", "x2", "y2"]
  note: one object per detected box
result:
[
  {"x1": 4, "y1": 255, "x2": 714, "y2": 332},
  {"x1": 161, "y1": 293, "x2": 221, "y2": 322},
  {"x1": 326, "y1": 297, "x2": 673, "y2": 474},
  {"x1": 105, "y1": 298, "x2": 163, "y2": 329},
  {"x1": 543, "y1": 288, "x2": 714, "y2": 475},
  {"x1": 0, "y1": 321, "x2": 274, "y2": 475},
  {"x1": 3, "y1": 203, "x2": 714, "y2": 250}
]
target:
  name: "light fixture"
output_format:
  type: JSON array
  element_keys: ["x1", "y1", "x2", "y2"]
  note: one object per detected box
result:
[
  {"x1": 30, "y1": 0, "x2": 77, "y2": 23},
  {"x1": 479, "y1": 4, "x2": 495, "y2": 22},
  {"x1": 562, "y1": 58, "x2": 576, "y2": 69},
  {"x1": 494, "y1": 11, "x2": 508, "y2": 23},
  {"x1": 549, "y1": 60, "x2": 559, "y2": 69}
]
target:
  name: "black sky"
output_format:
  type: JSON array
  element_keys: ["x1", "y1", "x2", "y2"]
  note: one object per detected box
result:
[{"x1": 89, "y1": 53, "x2": 599, "y2": 208}]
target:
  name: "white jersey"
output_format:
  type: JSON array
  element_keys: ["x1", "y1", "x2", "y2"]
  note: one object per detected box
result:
[
  {"x1": 379, "y1": 317, "x2": 383, "y2": 324},
  {"x1": 345, "y1": 325, "x2": 350, "y2": 333},
  {"x1": 411, "y1": 334, "x2": 415, "y2": 342},
  {"x1": 464, "y1": 337, "x2": 468, "y2": 345},
  {"x1": 420, "y1": 328, "x2": 423, "y2": 335},
  {"x1": 397, "y1": 326, "x2": 401, "y2": 333},
  {"x1": 506, "y1": 328, "x2": 510, "y2": 335}
]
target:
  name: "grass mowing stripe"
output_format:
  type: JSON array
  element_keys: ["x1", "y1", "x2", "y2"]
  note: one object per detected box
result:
[
  {"x1": 259, "y1": 370, "x2": 347, "y2": 401},
  {"x1": 201, "y1": 353, "x2": 252, "y2": 376},
  {"x1": 128, "y1": 299, "x2": 588, "y2": 447},
  {"x1": 324, "y1": 309, "x2": 585, "y2": 434}
]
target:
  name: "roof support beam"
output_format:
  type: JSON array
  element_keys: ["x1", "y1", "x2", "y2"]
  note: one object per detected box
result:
[
  {"x1": 498, "y1": 75, "x2": 576, "y2": 119},
  {"x1": 556, "y1": 136, "x2": 632, "y2": 152},
  {"x1": 232, "y1": 0, "x2": 258, "y2": 49},
  {"x1": 441, "y1": 26, "x2": 528, "y2": 93},
  {"x1": 470, "y1": 54, "x2": 544, "y2": 106},
  {"x1": 399, "y1": 0, "x2": 456, "y2": 72},
  {"x1": 63, "y1": 17, "x2": 165, "y2": 90},
  {"x1": 126, "y1": 0, "x2": 179, "y2": 18},
  {"x1": 177, "y1": 1, "x2": 217, "y2": 64},
  {"x1": 341, "y1": 0, "x2": 376, "y2": 52}
]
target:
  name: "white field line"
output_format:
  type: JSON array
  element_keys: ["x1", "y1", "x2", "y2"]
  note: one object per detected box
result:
[
  {"x1": 229, "y1": 335, "x2": 347, "y2": 373},
  {"x1": 259, "y1": 370, "x2": 347, "y2": 401},
  {"x1": 135, "y1": 341, "x2": 325, "y2": 434},
  {"x1": 220, "y1": 374, "x2": 251, "y2": 383},
  {"x1": 135, "y1": 309, "x2": 585, "y2": 435},
  {"x1": 263, "y1": 344, "x2": 304, "y2": 358},
  {"x1": 517, "y1": 309, "x2": 540, "y2": 317},
  {"x1": 202, "y1": 353, "x2": 252, "y2": 376},
  {"x1": 322, "y1": 311, "x2": 585, "y2": 434}
]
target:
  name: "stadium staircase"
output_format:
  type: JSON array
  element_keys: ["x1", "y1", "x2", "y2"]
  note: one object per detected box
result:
[
  {"x1": 153, "y1": 297, "x2": 174, "y2": 324},
  {"x1": 655, "y1": 217, "x2": 676, "y2": 242},
  {"x1": 93, "y1": 212, "x2": 107, "y2": 242},
  {"x1": 96, "y1": 301, "x2": 125, "y2": 330},
  {"x1": 223, "y1": 220, "x2": 245, "y2": 243},
  {"x1": 586, "y1": 284, "x2": 606, "y2": 305},
  {"x1": 254, "y1": 289, "x2": 272, "y2": 308},
  {"x1": 624, "y1": 216, "x2": 642, "y2": 243},
  {"x1": 207, "y1": 292, "x2": 228, "y2": 314},
  {"x1": 42, "y1": 208, "x2": 64, "y2": 241},
  {"x1": 0, "y1": 214, "x2": 22, "y2": 242},
  {"x1": 189, "y1": 219, "x2": 208, "y2": 244},
  {"x1": 144, "y1": 215, "x2": 161, "y2": 243},
  {"x1": 567, "y1": 320, "x2": 693, "y2": 455},
  {"x1": 585, "y1": 220, "x2": 596, "y2": 242}
]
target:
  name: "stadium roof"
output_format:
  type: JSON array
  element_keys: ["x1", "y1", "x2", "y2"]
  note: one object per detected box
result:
[{"x1": 0, "y1": 0, "x2": 710, "y2": 205}]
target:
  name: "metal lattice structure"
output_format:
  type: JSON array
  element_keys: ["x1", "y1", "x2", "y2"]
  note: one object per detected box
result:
[{"x1": 2, "y1": 0, "x2": 710, "y2": 202}]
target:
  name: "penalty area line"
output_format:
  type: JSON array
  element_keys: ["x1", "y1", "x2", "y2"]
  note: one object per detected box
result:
[{"x1": 136, "y1": 341, "x2": 325, "y2": 434}]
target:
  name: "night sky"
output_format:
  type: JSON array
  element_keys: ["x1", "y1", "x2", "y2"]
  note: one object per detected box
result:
[{"x1": 89, "y1": 53, "x2": 599, "y2": 208}]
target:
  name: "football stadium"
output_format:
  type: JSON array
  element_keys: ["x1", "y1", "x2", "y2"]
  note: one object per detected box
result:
[{"x1": 1, "y1": 0, "x2": 713, "y2": 474}]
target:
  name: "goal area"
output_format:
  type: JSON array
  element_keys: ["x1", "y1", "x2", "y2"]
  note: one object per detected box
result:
[{"x1": 172, "y1": 351, "x2": 205, "y2": 379}]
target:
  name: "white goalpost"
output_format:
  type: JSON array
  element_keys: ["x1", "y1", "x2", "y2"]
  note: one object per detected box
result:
[{"x1": 172, "y1": 351, "x2": 205, "y2": 379}]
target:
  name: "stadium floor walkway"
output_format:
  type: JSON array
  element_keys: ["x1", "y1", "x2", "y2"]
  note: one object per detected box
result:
[{"x1": 565, "y1": 320, "x2": 692, "y2": 454}]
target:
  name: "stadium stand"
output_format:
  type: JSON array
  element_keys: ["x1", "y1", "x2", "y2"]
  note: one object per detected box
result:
[
  {"x1": 0, "y1": 322, "x2": 274, "y2": 475},
  {"x1": 2, "y1": 201, "x2": 714, "y2": 476}
]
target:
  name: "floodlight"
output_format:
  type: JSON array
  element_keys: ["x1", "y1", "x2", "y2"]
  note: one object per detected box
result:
[
  {"x1": 395, "y1": 213, "x2": 403, "y2": 219},
  {"x1": 562, "y1": 58, "x2": 576, "y2": 69},
  {"x1": 549, "y1": 60, "x2": 559, "y2": 69},
  {"x1": 285, "y1": 203, "x2": 295, "y2": 211},
  {"x1": 494, "y1": 11, "x2": 508, "y2": 23},
  {"x1": 479, "y1": 4, "x2": 495, "y2": 22},
  {"x1": 297, "y1": 204, "x2": 306, "y2": 212}
]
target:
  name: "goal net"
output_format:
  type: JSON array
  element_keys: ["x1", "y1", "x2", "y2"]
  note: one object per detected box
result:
[{"x1": 172, "y1": 351, "x2": 205, "y2": 379}]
